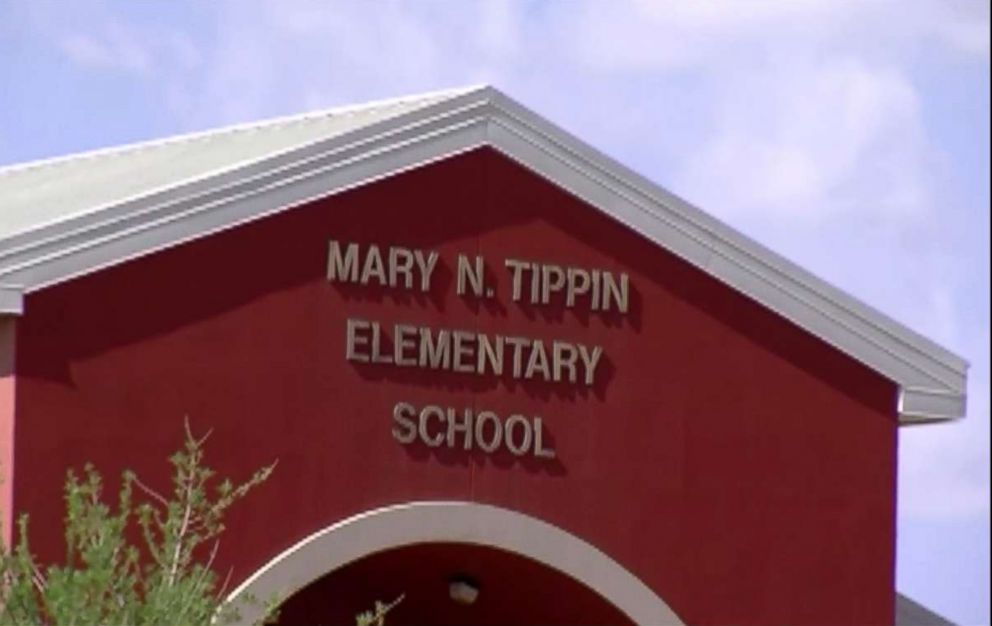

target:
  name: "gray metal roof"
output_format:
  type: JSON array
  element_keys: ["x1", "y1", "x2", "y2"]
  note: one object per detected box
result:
[
  {"x1": 0, "y1": 85, "x2": 968, "y2": 422},
  {"x1": 0, "y1": 86, "x2": 473, "y2": 241},
  {"x1": 896, "y1": 593, "x2": 956, "y2": 626}
]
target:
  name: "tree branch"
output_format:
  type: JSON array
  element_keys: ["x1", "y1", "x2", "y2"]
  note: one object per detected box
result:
[{"x1": 131, "y1": 475, "x2": 169, "y2": 509}]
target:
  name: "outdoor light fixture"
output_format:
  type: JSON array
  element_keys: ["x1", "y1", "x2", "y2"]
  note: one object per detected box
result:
[{"x1": 448, "y1": 575, "x2": 480, "y2": 605}]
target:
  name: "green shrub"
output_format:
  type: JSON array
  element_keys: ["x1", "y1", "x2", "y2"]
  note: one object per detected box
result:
[{"x1": 0, "y1": 420, "x2": 274, "y2": 625}]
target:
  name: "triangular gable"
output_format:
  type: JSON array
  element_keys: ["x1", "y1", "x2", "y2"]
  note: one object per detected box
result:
[{"x1": 0, "y1": 86, "x2": 967, "y2": 422}]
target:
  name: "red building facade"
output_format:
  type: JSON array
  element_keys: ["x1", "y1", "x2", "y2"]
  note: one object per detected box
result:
[{"x1": 0, "y1": 87, "x2": 968, "y2": 625}]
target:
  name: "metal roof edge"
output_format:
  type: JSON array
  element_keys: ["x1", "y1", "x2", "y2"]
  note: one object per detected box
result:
[
  {"x1": 0, "y1": 84, "x2": 486, "y2": 179},
  {"x1": 482, "y1": 87, "x2": 968, "y2": 379},
  {"x1": 0, "y1": 85, "x2": 969, "y2": 422},
  {"x1": 478, "y1": 87, "x2": 967, "y2": 423}
]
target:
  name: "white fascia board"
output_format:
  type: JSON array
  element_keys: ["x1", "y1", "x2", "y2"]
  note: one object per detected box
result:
[
  {"x1": 898, "y1": 388, "x2": 968, "y2": 424},
  {"x1": 0, "y1": 285, "x2": 23, "y2": 315},
  {"x1": 0, "y1": 86, "x2": 968, "y2": 422}
]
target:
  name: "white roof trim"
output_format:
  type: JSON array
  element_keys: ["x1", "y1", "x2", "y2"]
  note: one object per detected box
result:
[{"x1": 0, "y1": 86, "x2": 968, "y2": 423}]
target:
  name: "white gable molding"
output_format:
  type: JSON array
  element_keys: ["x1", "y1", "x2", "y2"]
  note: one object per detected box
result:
[
  {"x1": 222, "y1": 501, "x2": 685, "y2": 626},
  {"x1": 0, "y1": 286, "x2": 21, "y2": 315},
  {"x1": 0, "y1": 86, "x2": 967, "y2": 422}
]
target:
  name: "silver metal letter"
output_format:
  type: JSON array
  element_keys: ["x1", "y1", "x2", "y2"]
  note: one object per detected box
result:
[
  {"x1": 530, "y1": 263, "x2": 540, "y2": 303},
  {"x1": 504, "y1": 259, "x2": 528, "y2": 302},
  {"x1": 451, "y1": 330, "x2": 477, "y2": 374},
  {"x1": 552, "y1": 341, "x2": 578, "y2": 383},
  {"x1": 475, "y1": 411, "x2": 502, "y2": 453},
  {"x1": 578, "y1": 344, "x2": 604, "y2": 386},
  {"x1": 533, "y1": 417, "x2": 556, "y2": 459},
  {"x1": 389, "y1": 247, "x2": 415, "y2": 289},
  {"x1": 477, "y1": 334, "x2": 504, "y2": 376},
  {"x1": 327, "y1": 241, "x2": 359, "y2": 283},
  {"x1": 457, "y1": 255, "x2": 486, "y2": 297},
  {"x1": 418, "y1": 405, "x2": 446, "y2": 447},
  {"x1": 345, "y1": 318, "x2": 370, "y2": 362},
  {"x1": 524, "y1": 339, "x2": 551, "y2": 381},
  {"x1": 419, "y1": 328, "x2": 451, "y2": 370},
  {"x1": 446, "y1": 407, "x2": 474, "y2": 450},
  {"x1": 602, "y1": 271, "x2": 629, "y2": 314},
  {"x1": 504, "y1": 337, "x2": 530, "y2": 379},
  {"x1": 566, "y1": 268, "x2": 591, "y2": 308},
  {"x1": 394, "y1": 324, "x2": 418, "y2": 366},
  {"x1": 392, "y1": 402, "x2": 418, "y2": 444},
  {"x1": 360, "y1": 245, "x2": 387, "y2": 286},
  {"x1": 540, "y1": 264, "x2": 565, "y2": 304},
  {"x1": 590, "y1": 269, "x2": 601, "y2": 310},
  {"x1": 504, "y1": 415, "x2": 533, "y2": 457},
  {"x1": 370, "y1": 321, "x2": 393, "y2": 364},
  {"x1": 414, "y1": 250, "x2": 440, "y2": 292}
]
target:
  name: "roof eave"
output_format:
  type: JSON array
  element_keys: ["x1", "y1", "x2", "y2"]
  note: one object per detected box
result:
[
  {"x1": 0, "y1": 85, "x2": 969, "y2": 424},
  {"x1": 0, "y1": 285, "x2": 23, "y2": 315},
  {"x1": 898, "y1": 387, "x2": 968, "y2": 424}
]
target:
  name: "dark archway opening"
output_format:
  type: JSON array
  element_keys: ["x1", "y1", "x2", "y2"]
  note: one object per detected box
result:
[{"x1": 273, "y1": 542, "x2": 634, "y2": 625}]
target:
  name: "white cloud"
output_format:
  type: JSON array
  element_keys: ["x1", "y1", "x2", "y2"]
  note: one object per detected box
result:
[
  {"x1": 556, "y1": 0, "x2": 989, "y2": 72},
  {"x1": 927, "y1": 1, "x2": 991, "y2": 58},
  {"x1": 559, "y1": 0, "x2": 844, "y2": 72},
  {"x1": 942, "y1": 18, "x2": 991, "y2": 57},
  {"x1": 476, "y1": 0, "x2": 522, "y2": 59},
  {"x1": 60, "y1": 34, "x2": 120, "y2": 68},
  {"x1": 672, "y1": 58, "x2": 931, "y2": 221},
  {"x1": 59, "y1": 26, "x2": 151, "y2": 75},
  {"x1": 40, "y1": 6, "x2": 202, "y2": 88}
]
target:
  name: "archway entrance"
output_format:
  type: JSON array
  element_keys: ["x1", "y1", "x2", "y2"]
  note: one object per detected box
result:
[
  {"x1": 274, "y1": 542, "x2": 632, "y2": 625},
  {"x1": 225, "y1": 502, "x2": 683, "y2": 625}
]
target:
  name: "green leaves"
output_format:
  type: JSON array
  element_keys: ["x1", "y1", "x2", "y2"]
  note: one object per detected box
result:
[
  {"x1": 355, "y1": 594, "x2": 404, "y2": 626},
  {"x1": 0, "y1": 419, "x2": 275, "y2": 626}
]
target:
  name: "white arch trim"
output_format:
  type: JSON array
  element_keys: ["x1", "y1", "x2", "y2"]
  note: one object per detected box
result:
[{"x1": 223, "y1": 501, "x2": 685, "y2": 625}]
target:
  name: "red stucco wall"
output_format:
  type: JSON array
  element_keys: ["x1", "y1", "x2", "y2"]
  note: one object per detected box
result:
[{"x1": 10, "y1": 148, "x2": 899, "y2": 625}]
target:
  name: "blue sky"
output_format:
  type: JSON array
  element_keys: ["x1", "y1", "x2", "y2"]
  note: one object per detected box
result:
[{"x1": 1, "y1": 1, "x2": 988, "y2": 623}]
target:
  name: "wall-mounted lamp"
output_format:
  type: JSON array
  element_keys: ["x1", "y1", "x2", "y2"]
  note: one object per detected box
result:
[{"x1": 448, "y1": 575, "x2": 480, "y2": 605}]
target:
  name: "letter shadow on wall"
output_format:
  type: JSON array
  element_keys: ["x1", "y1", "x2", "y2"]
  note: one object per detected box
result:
[
  {"x1": 401, "y1": 420, "x2": 567, "y2": 477},
  {"x1": 512, "y1": 280, "x2": 642, "y2": 332},
  {"x1": 352, "y1": 350, "x2": 616, "y2": 403},
  {"x1": 330, "y1": 258, "x2": 453, "y2": 312}
]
